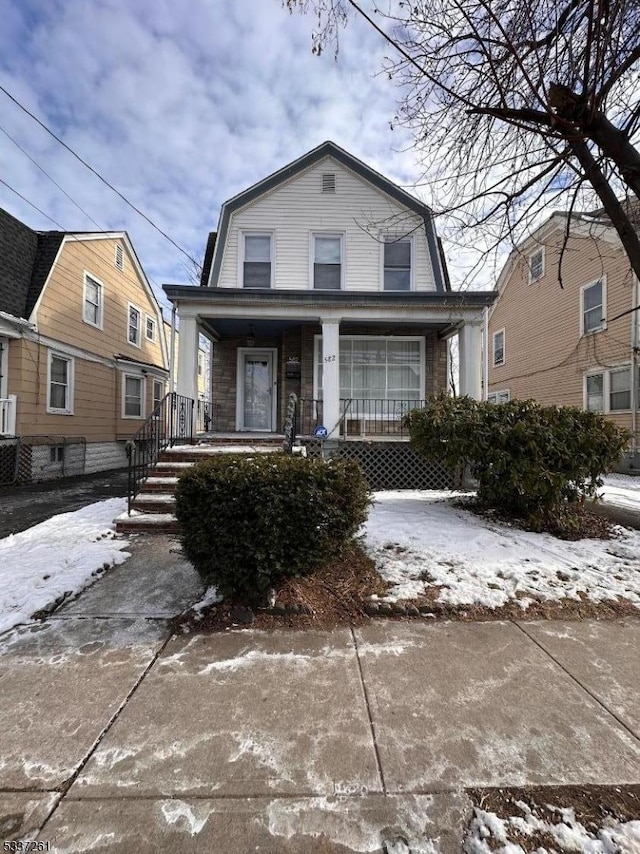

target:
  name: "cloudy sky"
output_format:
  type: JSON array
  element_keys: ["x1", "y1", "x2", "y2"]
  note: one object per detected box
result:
[{"x1": 0, "y1": 0, "x2": 475, "y2": 314}]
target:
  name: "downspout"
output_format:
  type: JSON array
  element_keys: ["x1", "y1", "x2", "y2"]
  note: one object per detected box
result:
[
  {"x1": 169, "y1": 305, "x2": 177, "y2": 394},
  {"x1": 482, "y1": 307, "x2": 489, "y2": 401}
]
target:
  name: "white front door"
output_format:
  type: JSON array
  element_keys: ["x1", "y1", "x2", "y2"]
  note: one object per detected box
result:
[{"x1": 238, "y1": 350, "x2": 276, "y2": 431}]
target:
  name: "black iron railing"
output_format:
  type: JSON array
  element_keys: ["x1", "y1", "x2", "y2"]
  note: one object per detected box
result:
[
  {"x1": 197, "y1": 399, "x2": 212, "y2": 433},
  {"x1": 340, "y1": 398, "x2": 426, "y2": 438},
  {"x1": 126, "y1": 392, "x2": 195, "y2": 513},
  {"x1": 296, "y1": 398, "x2": 324, "y2": 437}
]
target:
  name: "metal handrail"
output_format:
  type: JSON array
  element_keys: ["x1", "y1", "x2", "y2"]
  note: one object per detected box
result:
[{"x1": 126, "y1": 392, "x2": 195, "y2": 514}]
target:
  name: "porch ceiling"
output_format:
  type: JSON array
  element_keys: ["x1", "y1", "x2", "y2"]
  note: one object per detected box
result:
[{"x1": 201, "y1": 317, "x2": 454, "y2": 339}]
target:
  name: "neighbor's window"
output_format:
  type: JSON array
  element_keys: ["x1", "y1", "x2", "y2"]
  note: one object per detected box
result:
[
  {"x1": 49, "y1": 445, "x2": 64, "y2": 463},
  {"x1": 316, "y1": 337, "x2": 422, "y2": 413},
  {"x1": 313, "y1": 234, "x2": 342, "y2": 290},
  {"x1": 128, "y1": 304, "x2": 141, "y2": 346},
  {"x1": 488, "y1": 390, "x2": 510, "y2": 404},
  {"x1": 83, "y1": 274, "x2": 103, "y2": 327},
  {"x1": 609, "y1": 367, "x2": 631, "y2": 411},
  {"x1": 585, "y1": 373, "x2": 604, "y2": 411},
  {"x1": 145, "y1": 315, "x2": 156, "y2": 342},
  {"x1": 529, "y1": 248, "x2": 544, "y2": 283},
  {"x1": 243, "y1": 234, "x2": 272, "y2": 288},
  {"x1": 493, "y1": 329, "x2": 505, "y2": 366},
  {"x1": 48, "y1": 353, "x2": 73, "y2": 413},
  {"x1": 153, "y1": 379, "x2": 164, "y2": 412},
  {"x1": 198, "y1": 351, "x2": 204, "y2": 376},
  {"x1": 123, "y1": 375, "x2": 144, "y2": 417},
  {"x1": 383, "y1": 237, "x2": 411, "y2": 291},
  {"x1": 582, "y1": 280, "x2": 604, "y2": 334}
]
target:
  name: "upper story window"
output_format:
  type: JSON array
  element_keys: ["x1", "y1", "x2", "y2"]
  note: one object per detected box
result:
[
  {"x1": 313, "y1": 234, "x2": 342, "y2": 290},
  {"x1": 528, "y1": 247, "x2": 544, "y2": 283},
  {"x1": 145, "y1": 315, "x2": 156, "y2": 342},
  {"x1": 115, "y1": 243, "x2": 124, "y2": 271},
  {"x1": 585, "y1": 372, "x2": 604, "y2": 411},
  {"x1": 582, "y1": 279, "x2": 605, "y2": 334},
  {"x1": 242, "y1": 233, "x2": 272, "y2": 288},
  {"x1": 493, "y1": 329, "x2": 505, "y2": 366},
  {"x1": 383, "y1": 237, "x2": 412, "y2": 291},
  {"x1": 48, "y1": 352, "x2": 74, "y2": 414},
  {"x1": 128, "y1": 304, "x2": 141, "y2": 347},
  {"x1": 83, "y1": 273, "x2": 103, "y2": 328}
]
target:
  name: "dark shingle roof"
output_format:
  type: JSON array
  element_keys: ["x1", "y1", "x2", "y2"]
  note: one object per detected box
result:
[
  {"x1": 25, "y1": 232, "x2": 65, "y2": 317},
  {"x1": 0, "y1": 207, "x2": 39, "y2": 319},
  {"x1": 200, "y1": 231, "x2": 217, "y2": 287}
]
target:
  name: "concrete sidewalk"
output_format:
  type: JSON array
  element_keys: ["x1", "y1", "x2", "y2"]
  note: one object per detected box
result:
[{"x1": 1, "y1": 536, "x2": 639, "y2": 852}]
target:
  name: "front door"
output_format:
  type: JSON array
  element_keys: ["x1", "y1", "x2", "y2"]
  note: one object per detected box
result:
[{"x1": 239, "y1": 350, "x2": 275, "y2": 431}]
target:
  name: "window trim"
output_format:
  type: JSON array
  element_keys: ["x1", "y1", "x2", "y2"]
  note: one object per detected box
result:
[
  {"x1": 127, "y1": 302, "x2": 142, "y2": 348},
  {"x1": 310, "y1": 232, "x2": 345, "y2": 291},
  {"x1": 47, "y1": 351, "x2": 75, "y2": 415},
  {"x1": 609, "y1": 365, "x2": 631, "y2": 412},
  {"x1": 238, "y1": 231, "x2": 274, "y2": 289},
  {"x1": 82, "y1": 271, "x2": 104, "y2": 330},
  {"x1": 121, "y1": 372, "x2": 146, "y2": 420},
  {"x1": 312, "y1": 335, "x2": 426, "y2": 403},
  {"x1": 145, "y1": 314, "x2": 157, "y2": 343},
  {"x1": 582, "y1": 365, "x2": 632, "y2": 413},
  {"x1": 152, "y1": 379, "x2": 164, "y2": 415},
  {"x1": 492, "y1": 328, "x2": 505, "y2": 367},
  {"x1": 380, "y1": 234, "x2": 415, "y2": 292},
  {"x1": 528, "y1": 247, "x2": 545, "y2": 284},
  {"x1": 488, "y1": 389, "x2": 510, "y2": 404},
  {"x1": 115, "y1": 243, "x2": 124, "y2": 271},
  {"x1": 583, "y1": 371, "x2": 605, "y2": 412},
  {"x1": 580, "y1": 277, "x2": 607, "y2": 336}
]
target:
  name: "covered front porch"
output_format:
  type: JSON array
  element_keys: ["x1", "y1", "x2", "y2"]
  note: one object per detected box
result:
[{"x1": 163, "y1": 288, "x2": 495, "y2": 440}]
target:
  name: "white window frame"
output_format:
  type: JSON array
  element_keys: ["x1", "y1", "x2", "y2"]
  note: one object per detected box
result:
[
  {"x1": 609, "y1": 366, "x2": 631, "y2": 412},
  {"x1": 528, "y1": 247, "x2": 545, "y2": 284},
  {"x1": 145, "y1": 314, "x2": 157, "y2": 343},
  {"x1": 313, "y1": 335, "x2": 425, "y2": 406},
  {"x1": 47, "y1": 351, "x2": 74, "y2": 415},
  {"x1": 238, "y1": 231, "x2": 274, "y2": 289},
  {"x1": 492, "y1": 328, "x2": 505, "y2": 367},
  {"x1": 127, "y1": 302, "x2": 142, "y2": 348},
  {"x1": 152, "y1": 379, "x2": 164, "y2": 413},
  {"x1": 580, "y1": 277, "x2": 607, "y2": 336},
  {"x1": 488, "y1": 390, "x2": 510, "y2": 404},
  {"x1": 380, "y1": 234, "x2": 415, "y2": 292},
  {"x1": 583, "y1": 371, "x2": 605, "y2": 412},
  {"x1": 310, "y1": 232, "x2": 345, "y2": 290},
  {"x1": 115, "y1": 243, "x2": 124, "y2": 271},
  {"x1": 122, "y1": 372, "x2": 146, "y2": 419},
  {"x1": 82, "y1": 272, "x2": 104, "y2": 330}
]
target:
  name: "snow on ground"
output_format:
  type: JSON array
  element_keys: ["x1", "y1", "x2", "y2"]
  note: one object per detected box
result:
[
  {"x1": 600, "y1": 473, "x2": 640, "y2": 512},
  {"x1": 464, "y1": 804, "x2": 640, "y2": 853},
  {"x1": 0, "y1": 498, "x2": 130, "y2": 635},
  {"x1": 363, "y1": 491, "x2": 640, "y2": 610}
]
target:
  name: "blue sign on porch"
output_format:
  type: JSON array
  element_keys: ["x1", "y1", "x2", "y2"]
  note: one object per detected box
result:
[{"x1": 314, "y1": 425, "x2": 328, "y2": 438}]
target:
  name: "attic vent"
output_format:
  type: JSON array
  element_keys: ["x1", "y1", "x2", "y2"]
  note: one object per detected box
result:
[
  {"x1": 115, "y1": 243, "x2": 124, "y2": 271},
  {"x1": 322, "y1": 173, "x2": 336, "y2": 193}
]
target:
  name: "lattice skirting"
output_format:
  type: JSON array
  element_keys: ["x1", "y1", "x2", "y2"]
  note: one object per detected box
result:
[
  {"x1": 303, "y1": 440, "x2": 456, "y2": 491},
  {"x1": 0, "y1": 436, "x2": 87, "y2": 485}
]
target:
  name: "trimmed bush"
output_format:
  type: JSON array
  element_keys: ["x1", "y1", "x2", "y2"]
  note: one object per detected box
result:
[
  {"x1": 405, "y1": 394, "x2": 629, "y2": 532},
  {"x1": 175, "y1": 453, "x2": 371, "y2": 602}
]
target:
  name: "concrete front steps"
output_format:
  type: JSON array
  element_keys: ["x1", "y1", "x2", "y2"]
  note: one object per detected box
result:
[{"x1": 115, "y1": 440, "x2": 282, "y2": 534}]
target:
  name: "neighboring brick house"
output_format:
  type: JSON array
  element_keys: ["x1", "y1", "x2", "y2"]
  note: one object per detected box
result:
[
  {"x1": 0, "y1": 207, "x2": 168, "y2": 482},
  {"x1": 487, "y1": 206, "x2": 640, "y2": 462},
  {"x1": 163, "y1": 141, "x2": 494, "y2": 440}
]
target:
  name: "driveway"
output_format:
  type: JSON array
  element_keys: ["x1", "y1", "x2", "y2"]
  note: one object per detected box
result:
[
  {"x1": 0, "y1": 470, "x2": 129, "y2": 538},
  {"x1": 1, "y1": 535, "x2": 639, "y2": 851}
]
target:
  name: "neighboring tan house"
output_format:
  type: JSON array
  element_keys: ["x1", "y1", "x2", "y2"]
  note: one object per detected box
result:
[
  {"x1": 487, "y1": 206, "x2": 640, "y2": 462},
  {"x1": 0, "y1": 207, "x2": 168, "y2": 483},
  {"x1": 163, "y1": 141, "x2": 494, "y2": 447}
]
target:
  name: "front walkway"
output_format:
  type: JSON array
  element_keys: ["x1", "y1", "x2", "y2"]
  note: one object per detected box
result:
[{"x1": 1, "y1": 535, "x2": 639, "y2": 851}]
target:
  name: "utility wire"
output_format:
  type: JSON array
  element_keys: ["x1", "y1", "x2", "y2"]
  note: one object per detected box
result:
[{"x1": 0, "y1": 83, "x2": 202, "y2": 270}]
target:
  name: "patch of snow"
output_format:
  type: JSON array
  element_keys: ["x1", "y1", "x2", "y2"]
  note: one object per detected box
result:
[
  {"x1": 166, "y1": 444, "x2": 279, "y2": 454},
  {"x1": 160, "y1": 800, "x2": 213, "y2": 836},
  {"x1": 198, "y1": 649, "x2": 314, "y2": 675},
  {"x1": 114, "y1": 512, "x2": 176, "y2": 524},
  {"x1": 133, "y1": 494, "x2": 175, "y2": 503},
  {"x1": 191, "y1": 585, "x2": 223, "y2": 619},
  {"x1": 600, "y1": 473, "x2": 640, "y2": 512},
  {"x1": 363, "y1": 491, "x2": 640, "y2": 610},
  {"x1": 0, "y1": 498, "x2": 130, "y2": 635}
]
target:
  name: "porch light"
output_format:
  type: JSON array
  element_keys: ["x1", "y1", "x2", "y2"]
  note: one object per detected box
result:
[{"x1": 246, "y1": 324, "x2": 255, "y2": 347}]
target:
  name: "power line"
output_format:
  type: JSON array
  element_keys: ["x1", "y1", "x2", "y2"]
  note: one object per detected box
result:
[{"x1": 0, "y1": 83, "x2": 202, "y2": 270}]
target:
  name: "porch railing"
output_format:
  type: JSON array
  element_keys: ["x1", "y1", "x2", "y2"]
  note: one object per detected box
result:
[
  {"x1": 0, "y1": 395, "x2": 17, "y2": 436},
  {"x1": 126, "y1": 392, "x2": 195, "y2": 513},
  {"x1": 340, "y1": 398, "x2": 426, "y2": 438},
  {"x1": 296, "y1": 398, "x2": 324, "y2": 437}
]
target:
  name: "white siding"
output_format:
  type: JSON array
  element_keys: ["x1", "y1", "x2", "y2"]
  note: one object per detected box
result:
[{"x1": 217, "y1": 157, "x2": 436, "y2": 292}]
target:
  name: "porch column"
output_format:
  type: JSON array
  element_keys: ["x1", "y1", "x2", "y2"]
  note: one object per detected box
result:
[
  {"x1": 321, "y1": 317, "x2": 341, "y2": 438},
  {"x1": 458, "y1": 322, "x2": 483, "y2": 400},
  {"x1": 177, "y1": 314, "x2": 199, "y2": 432}
]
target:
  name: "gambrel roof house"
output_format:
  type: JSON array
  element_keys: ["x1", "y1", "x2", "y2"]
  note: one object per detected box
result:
[
  {"x1": 0, "y1": 207, "x2": 168, "y2": 482},
  {"x1": 163, "y1": 141, "x2": 495, "y2": 451},
  {"x1": 487, "y1": 204, "x2": 640, "y2": 466}
]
